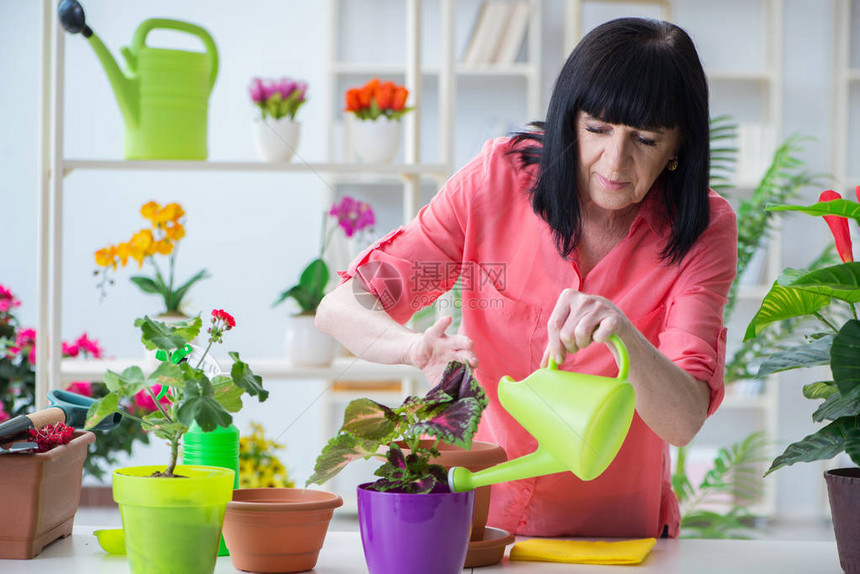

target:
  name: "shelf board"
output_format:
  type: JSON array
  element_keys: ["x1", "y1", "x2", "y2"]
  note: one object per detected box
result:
[
  {"x1": 61, "y1": 159, "x2": 450, "y2": 178},
  {"x1": 60, "y1": 357, "x2": 422, "y2": 385},
  {"x1": 330, "y1": 62, "x2": 536, "y2": 78}
]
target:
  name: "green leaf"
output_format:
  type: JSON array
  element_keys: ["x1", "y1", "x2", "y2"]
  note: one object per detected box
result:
[
  {"x1": 766, "y1": 418, "x2": 859, "y2": 475},
  {"x1": 176, "y1": 378, "x2": 232, "y2": 432},
  {"x1": 802, "y1": 381, "x2": 838, "y2": 400},
  {"x1": 767, "y1": 198, "x2": 860, "y2": 222},
  {"x1": 744, "y1": 281, "x2": 831, "y2": 340},
  {"x1": 228, "y1": 352, "x2": 268, "y2": 401},
  {"x1": 146, "y1": 361, "x2": 184, "y2": 388},
  {"x1": 211, "y1": 374, "x2": 244, "y2": 413},
  {"x1": 105, "y1": 366, "x2": 147, "y2": 396},
  {"x1": 135, "y1": 315, "x2": 202, "y2": 350},
  {"x1": 812, "y1": 386, "x2": 860, "y2": 422},
  {"x1": 129, "y1": 275, "x2": 162, "y2": 295},
  {"x1": 831, "y1": 319, "x2": 860, "y2": 396},
  {"x1": 307, "y1": 433, "x2": 380, "y2": 486},
  {"x1": 171, "y1": 269, "x2": 211, "y2": 310},
  {"x1": 143, "y1": 412, "x2": 187, "y2": 442},
  {"x1": 85, "y1": 393, "x2": 119, "y2": 429},
  {"x1": 340, "y1": 398, "x2": 400, "y2": 440},
  {"x1": 298, "y1": 258, "x2": 329, "y2": 302},
  {"x1": 846, "y1": 428, "x2": 860, "y2": 466},
  {"x1": 779, "y1": 263, "x2": 860, "y2": 303},
  {"x1": 756, "y1": 335, "x2": 833, "y2": 376}
]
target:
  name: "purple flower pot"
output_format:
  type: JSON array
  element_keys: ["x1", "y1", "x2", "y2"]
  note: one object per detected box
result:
[{"x1": 357, "y1": 482, "x2": 475, "y2": 574}]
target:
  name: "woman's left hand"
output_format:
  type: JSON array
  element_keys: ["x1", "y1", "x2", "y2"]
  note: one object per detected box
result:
[{"x1": 540, "y1": 289, "x2": 631, "y2": 367}]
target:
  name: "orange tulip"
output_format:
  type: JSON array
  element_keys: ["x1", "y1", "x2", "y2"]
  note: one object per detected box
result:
[
  {"x1": 391, "y1": 86, "x2": 409, "y2": 111},
  {"x1": 375, "y1": 81, "x2": 396, "y2": 110},
  {"x1": 358, "y1": 78, "x2": 380, "y2": 109},
  {"x1": 344, "y1": 88, "x2": 362, "y2": 112}
]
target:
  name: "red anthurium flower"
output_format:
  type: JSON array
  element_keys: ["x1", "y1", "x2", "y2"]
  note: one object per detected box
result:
[
  {"x1": 856, "y1": 185, "x2": 860, "y2": 204},
  {"x1": 819, "y1": 190, "x2": 853, "y2": 263}
]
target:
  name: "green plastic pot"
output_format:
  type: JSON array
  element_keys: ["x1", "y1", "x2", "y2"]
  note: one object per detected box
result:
[{"x1": 113, "y1": 465, "x2": 234, "y2": 574}]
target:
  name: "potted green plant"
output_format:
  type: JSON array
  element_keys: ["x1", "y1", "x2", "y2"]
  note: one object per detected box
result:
[
  {"x1": 307, "y1": 361, "x2": 487, "y2": 574},
  {"x1": 273, "y1": 195, "x2": 375, "y2": 366},
  {"x1": 249, "y1": 76, "x2": 308, "y2": 162},
  {"x1": 84, "y1": 309, "x2": 268, "y2": 574},
  {"x1": 94, "y1": 200, "x2": 210, "y2": 318},
  {"x1": 745, "y1": 187, "x2": 860, "y2": 573}
]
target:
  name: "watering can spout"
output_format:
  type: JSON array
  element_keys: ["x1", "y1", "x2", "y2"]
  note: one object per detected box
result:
[
  {"x1": 85, "y1": 33, "x2": 139, "y2": 129},
  {"x1": 449, "y1": 334, "x2": 637, "y2": 492}
]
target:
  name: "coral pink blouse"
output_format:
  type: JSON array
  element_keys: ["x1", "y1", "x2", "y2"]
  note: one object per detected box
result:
[{"x1": 340, "y1": 137, "x2": 737, "y2": 538}]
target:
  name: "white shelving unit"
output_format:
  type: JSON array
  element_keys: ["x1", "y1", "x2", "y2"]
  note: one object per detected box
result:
[
  {"x1": 564, "y1": 0, "x2": 783, "y2": 518},
  {"x1": 35, "y1": 0, "x2": 453, "y2": 406},
  {"x1": 833, "y1": 0, "x2": 859, "y2": 186}
]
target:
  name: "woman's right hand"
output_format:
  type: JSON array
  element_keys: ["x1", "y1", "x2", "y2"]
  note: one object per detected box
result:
[{"x1": 406, "y1": 315, "x2": 479, "y2": 385}]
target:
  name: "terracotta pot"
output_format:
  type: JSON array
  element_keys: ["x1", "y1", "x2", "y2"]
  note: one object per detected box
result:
[
  {"x1": 398, "y1": 440, "x2": 507, "y2": 541},
  {"x1": 223, "y1": 488, "x2": 342, "y2": 573},
  {"x1": 0, "y1": 431, "x2": 95, "y2": 559},
  {"x1": 825, "y1": 468, "x2": 860, "y2": 573}
]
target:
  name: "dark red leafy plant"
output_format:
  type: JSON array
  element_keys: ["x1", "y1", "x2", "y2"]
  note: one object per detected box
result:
[{"x1": 307, "y1": 362, "x2": 487, "y2": 494}]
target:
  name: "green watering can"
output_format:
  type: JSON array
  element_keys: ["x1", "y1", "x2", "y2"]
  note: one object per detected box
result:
[
  {"x1": 58, "y1": 0, "x2": 218, "y2": 160},
  {"x1": 449, "y1": 334, "x2": 636, "y2": 492}
]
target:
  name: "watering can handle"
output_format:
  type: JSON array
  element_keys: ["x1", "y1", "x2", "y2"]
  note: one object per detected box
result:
[
  {"x1": 548, "y1": 333, "x2": 629, "y2": 380},
  {"x1": 131, "y1": 19, "x2": 219, "y2": 92}
]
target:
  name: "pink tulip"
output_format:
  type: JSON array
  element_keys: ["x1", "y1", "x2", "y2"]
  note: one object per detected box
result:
[
  {"x1": 249, "y1": 77, "x2": 266, "y2": 103},
  {"x1": 296, "y1": 82, "x2": 308, "y2": 101},
  {"x1": 278, "y1": 77, "x2": 297, "y2": 99}
]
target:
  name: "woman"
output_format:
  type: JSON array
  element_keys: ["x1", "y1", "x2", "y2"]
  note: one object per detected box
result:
[{"x1": 317, "y1": 18, "x2": 737, "y2": 539}]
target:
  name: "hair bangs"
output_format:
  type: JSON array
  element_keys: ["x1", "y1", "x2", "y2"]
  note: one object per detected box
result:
[{"x1": 578, "y1": 46, "x2": 684, "y2": 131}]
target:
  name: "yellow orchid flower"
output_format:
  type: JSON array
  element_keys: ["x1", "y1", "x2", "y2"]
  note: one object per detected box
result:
[
  {"x1": 115, "y1": 242, "x2": 131, "y2": 267},
  {"x1": 140, "y1": 201, "x2": 161, "y2": 222},
  {"x1": 94, "y1": 246, "x2": 116, "y2": 268},
  {"x1": 162, "y1": 203, "x2": 186, "y2": 222},
  {"x1": 164, "y1": 223, "x2": 185, "y2": 241},
  {"x1": 154, "y1": 239, "x2": 174, "y2": 255}
]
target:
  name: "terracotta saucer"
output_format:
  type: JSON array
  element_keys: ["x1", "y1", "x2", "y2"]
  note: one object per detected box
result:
[{"x1": 464, "y1": 526, "x2": 515, "y2": 568}]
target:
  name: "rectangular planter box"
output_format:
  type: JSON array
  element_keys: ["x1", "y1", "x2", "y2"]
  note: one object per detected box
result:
[{"x1": 0, "y1": 431, "x2": 95, "y2": 559}]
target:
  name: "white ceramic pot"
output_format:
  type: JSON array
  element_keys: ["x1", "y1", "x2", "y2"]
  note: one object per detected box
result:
[
  {"x1": 350, "y1": 116, "x2": 401, "y2": 164},
  {"x1": 284, "y1": 314, "x2": 339, "y2": 366},
  {"x1": 253, "y1": 117, "x2": 301, "y2": 162}
]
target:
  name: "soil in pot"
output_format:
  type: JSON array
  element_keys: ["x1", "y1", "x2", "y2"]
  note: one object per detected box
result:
[
  {"x1": 223, "y1": 487, "x2": 342, "y2": 573},
  {"x1": 0, "y1": 431, "x2": 95, "y2": 559},
  {"x1": 825, "y1": 468, "x2": 860, "y2": 573}
]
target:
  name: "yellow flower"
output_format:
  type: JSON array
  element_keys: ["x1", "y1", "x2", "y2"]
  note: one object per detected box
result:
[
  {"x1": 129, "y1": 229, "x2": 154, "y2": 267},
  {"x1": 140, "y1": 201, "x2": 161, "y2": 222},
  {"x1": 164, "y1": 223, "x2": 185, "y2": 241},
  {"x1": 115, "y1": 242, "x2": 131, "y2": 267},
  {"x1": 152, "y1": 202, "x2": 185, "y2": 225},
  {"x1": 94, "y1": 246, "x2": 116, "y2": 268},
  {"x1": 154, "y1": 239, "x2": 173, "y2": 255}
]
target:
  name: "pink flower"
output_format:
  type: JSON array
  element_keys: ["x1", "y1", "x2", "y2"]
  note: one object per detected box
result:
[
  {"x1": 296, "y1": 82, "x2": 308, "y2": 101},
  {"x1": 62, "y1": 341, "x2": 79, "y2": 357},
  {"x1": 0, "y1": 284, "x2": 20, "y2": 313},
  {"x1": 0, "y1": 405, "x2": 9, "y2": 424},
  {"x1": 277, "y1": 77, "x2": 297, "y2": 99},
  {"x1": 74, "y1": 333, "x2": 103, "y2": 358},
  {"x1": 15, "y1": 328, "x2": 36, "y2": 364},
  {"x1": 329, "y1": 196, "x2": 375, "y2": 238},
  {"x1": 134, "y1": 385, "x2": 171, "y2": 412},
  {"x1": 66, "y1": 381, "x2": 93, "y2": 397},
  {"x1": 819, "y1": 190, "x2": 853, "y2": 263},
  {"x1": 249, "y1": 77, "x2": 266, "y2": 103}
]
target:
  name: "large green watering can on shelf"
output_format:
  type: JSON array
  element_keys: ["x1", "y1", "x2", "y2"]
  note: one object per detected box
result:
[
  {"x1": 448, "y1": 334, "x2": 636, "y2": 492},
  {"x1": 58, "y1": 0, "x2": 218, "y2": 160}
]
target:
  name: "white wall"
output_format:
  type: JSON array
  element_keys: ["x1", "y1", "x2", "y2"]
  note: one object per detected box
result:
[{"x1": 0, "y1": 0, "x2": 855, "y2": 518}]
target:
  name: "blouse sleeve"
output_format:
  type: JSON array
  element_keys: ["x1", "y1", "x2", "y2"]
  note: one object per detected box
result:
[
  {"x1": 337, "y1": 140, "x2": 494, "y2": 324},
  {"x1": 658, "y1": 195, "x2": 738, "y2": 415}
]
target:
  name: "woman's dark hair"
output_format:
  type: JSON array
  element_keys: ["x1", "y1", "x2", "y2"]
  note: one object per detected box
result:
[{"x1": 512, "y1": 18, "x2": 710, "y2": 265}]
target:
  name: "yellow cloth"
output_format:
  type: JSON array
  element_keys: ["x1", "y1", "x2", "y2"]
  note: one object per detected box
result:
[{"x1": 509, "y1": 537, "x2": 657, "y2": 565}]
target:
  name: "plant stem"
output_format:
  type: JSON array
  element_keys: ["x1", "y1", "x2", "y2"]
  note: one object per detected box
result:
[
  {"x1": 166, "y1": 437, "x2": 179, "y2": 476},
  {"x1": 195, "y1": 339, "x2": 215, "y2": 370},
  {"x1": 145, "y1": 385, "x2": 173, "y2": 423},
  {"x1": 814, "y1": 311, "x2": 840, "y2": 333},
  {"x1": 851, "y1": 303, "x2": 858, "y2": 321}
]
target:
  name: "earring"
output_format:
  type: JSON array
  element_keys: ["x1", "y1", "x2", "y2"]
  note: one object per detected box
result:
[{"x1": 667, "y1": 158, "x2": 678, "y2": 172}]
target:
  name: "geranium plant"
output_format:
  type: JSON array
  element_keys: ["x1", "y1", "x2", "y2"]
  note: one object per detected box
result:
[
  {"x1": 344, "y1": 78, "x2": 412, "y2": 122},
  {"x1": 308, "y1": 361, "x2": 487, "y2": 493},
  {"x1": 85, "y1": 309, "x2": 268, "y2": 477},
  {"x1": 94, "y1": 201, "x2": 209, "y2": 315},
  {"x1": 745, "y1": 186, "x2": 860, "y2": 474},
  {"x1": 273, "y1": 195, "x2": 375, "y2": 314},
  {"x1": 249, "y1": 77, "x2": 308, "y2": 121}
]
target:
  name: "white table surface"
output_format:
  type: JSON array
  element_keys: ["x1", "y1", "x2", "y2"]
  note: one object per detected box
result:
[{"x1": 0, "y1": 526, "x2": 843, "y2": 573}]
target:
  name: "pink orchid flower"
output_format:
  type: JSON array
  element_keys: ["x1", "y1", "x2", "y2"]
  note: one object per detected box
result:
[
  {"x1": 329, "y1": 196, "x2": 376, "y2": 238},
  {"x1": 819, "y1": 190, "x2": 853, "y2": 263}
]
